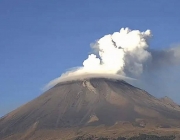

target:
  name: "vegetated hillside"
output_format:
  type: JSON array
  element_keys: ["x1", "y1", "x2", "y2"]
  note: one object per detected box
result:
[
  {"x1": 1, "y1": 78, "x2": 180, "y2": 140},
  {"x1": 75, "y1": 134, "x2": 175, "y2": 140}
]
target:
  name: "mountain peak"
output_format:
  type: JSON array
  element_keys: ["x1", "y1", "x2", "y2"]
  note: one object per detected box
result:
[{"x1": 1, "y1": 79, "x2": 180, "y2": 140}]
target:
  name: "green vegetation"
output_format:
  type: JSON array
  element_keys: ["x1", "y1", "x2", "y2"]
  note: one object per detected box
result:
[
  {"x1": 128, "y1": 134, "x2": 175, "y2": 140},
  {"x1": 75, "y1": 134, "x2": 175, "y2": 140}
]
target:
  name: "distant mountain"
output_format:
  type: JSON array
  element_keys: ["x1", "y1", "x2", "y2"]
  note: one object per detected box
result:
[{"x1": 1, "y1": 78, "x2": 180, "y2": 140}]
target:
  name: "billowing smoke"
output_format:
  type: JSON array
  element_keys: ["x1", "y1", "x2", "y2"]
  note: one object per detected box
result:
[
  {"x1": 83, "y1": 28, "x2": 151, "y2": 76},
  {"x1": 46, "y1": 28, "x2": 152, "y2": 87},
  {"x1": 46, "y1": 28, "x2": 180, "y2": 96}
]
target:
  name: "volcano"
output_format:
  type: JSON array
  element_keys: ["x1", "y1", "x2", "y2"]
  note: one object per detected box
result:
[{"x1": 1, "y1": 78, "x2": 180, "y2": 140}]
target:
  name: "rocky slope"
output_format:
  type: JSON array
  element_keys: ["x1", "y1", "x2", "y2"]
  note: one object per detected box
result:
[{"x1": 1, "y1": 78, "x2": 180, "y2": 140}]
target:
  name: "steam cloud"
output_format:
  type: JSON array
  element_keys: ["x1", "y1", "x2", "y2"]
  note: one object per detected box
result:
[{"x1": 46, "y1": 28, "x2": 180, "y2": 91}]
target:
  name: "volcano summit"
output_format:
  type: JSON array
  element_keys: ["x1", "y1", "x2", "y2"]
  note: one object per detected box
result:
[{"x1": 1, "y1": 78, "x2": 180, "y2": 140}]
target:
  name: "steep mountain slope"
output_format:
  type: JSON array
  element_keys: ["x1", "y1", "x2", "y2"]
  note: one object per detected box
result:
[{"x1": 0, "y1": 78, "x2": 180, "y2": 140}]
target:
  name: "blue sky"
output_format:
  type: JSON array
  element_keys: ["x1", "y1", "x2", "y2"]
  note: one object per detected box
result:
[{"x1": 0, "y1": 0, "x2": 180, "y2": 116}]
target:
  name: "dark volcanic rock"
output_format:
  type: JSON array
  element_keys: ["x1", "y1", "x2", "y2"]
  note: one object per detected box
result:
[{"x1": 0, "y1": 78, "x2": 180, "y2": 140}]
